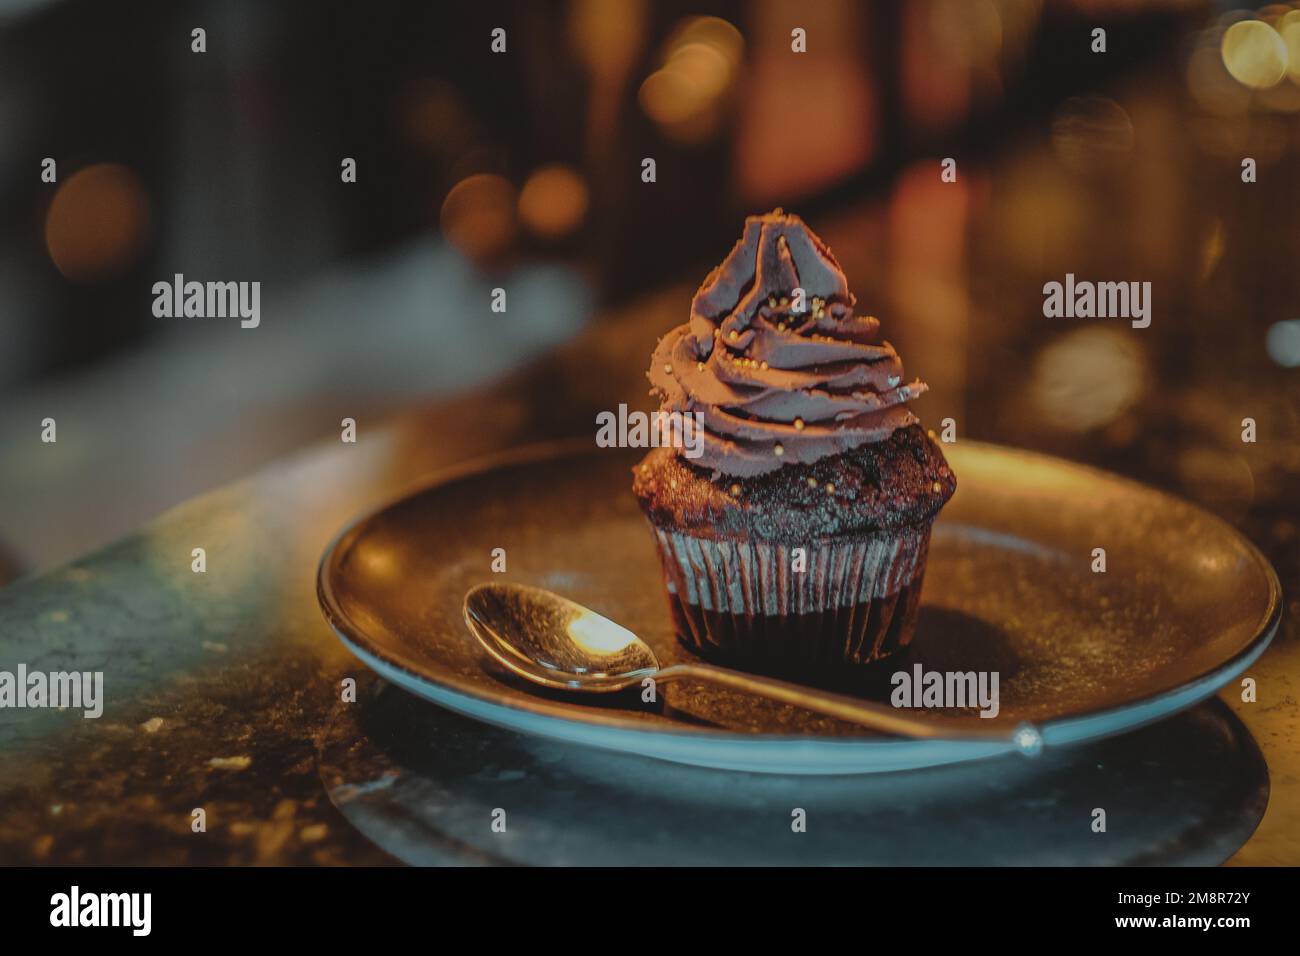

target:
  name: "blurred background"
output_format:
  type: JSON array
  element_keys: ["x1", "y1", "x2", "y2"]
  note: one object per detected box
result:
[{"x1": 0, "y1": 0, "x2": 1296, "y2": 647}]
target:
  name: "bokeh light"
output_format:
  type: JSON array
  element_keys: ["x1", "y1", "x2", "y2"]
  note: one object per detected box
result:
[
  {"x1": 1283, "y1": 10, "x2": 1300, "y2": 82},
  {"x1": 1265, "y1": 319, "x2": 1300, "y2": 366},
  {"x1": 1221, "y1": 19, "x2": 1288, "y2": 90},
  {"x1": 439, "y1": 173, "x2": 517, "y2": 264},
  {"x1": 638, "y1": 16, "x2": 743, "y2": 144},
  {"x1": 1031, "y1": 326, "x2": 1148, "y2": 432},
  {"x1": 45, "y1": 163, "x2": 150, "y2": 282},
  {"x1": 518, "y1": 164, "x2": 589, "y2": 240}
]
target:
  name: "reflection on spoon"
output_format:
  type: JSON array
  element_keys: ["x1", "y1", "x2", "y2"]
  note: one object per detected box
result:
[{"x1": 464, "y1": 582, "x2": 1042, "y2": 755}]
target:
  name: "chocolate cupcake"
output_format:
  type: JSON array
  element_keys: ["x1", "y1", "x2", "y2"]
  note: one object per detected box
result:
[{"x1": 632, "y1": 211, "x2": 955, "y2": 672}]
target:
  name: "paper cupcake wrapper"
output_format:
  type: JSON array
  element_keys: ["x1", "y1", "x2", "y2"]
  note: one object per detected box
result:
[{"x1": 648, "y1": 524, "x2": 931, "y2": 669}]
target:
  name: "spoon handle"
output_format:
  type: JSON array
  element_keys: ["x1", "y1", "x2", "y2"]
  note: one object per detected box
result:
[{"x1": 653, "y1": 662, "x2": 1036, "y2": 748}]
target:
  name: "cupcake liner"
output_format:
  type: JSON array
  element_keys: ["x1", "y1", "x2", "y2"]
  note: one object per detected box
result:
[{"x1": 648, "y1": 524, "x2": 932, "y2": 670}]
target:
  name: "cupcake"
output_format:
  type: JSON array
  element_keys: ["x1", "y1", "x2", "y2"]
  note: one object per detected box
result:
[{"x1": 632, "y1": 211, "x2": 955, "y2": 672}]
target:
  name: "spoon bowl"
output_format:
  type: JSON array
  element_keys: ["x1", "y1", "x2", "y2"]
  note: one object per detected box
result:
[{"x1": 465, "y1": 583, "x2": 660, "y2": 691}]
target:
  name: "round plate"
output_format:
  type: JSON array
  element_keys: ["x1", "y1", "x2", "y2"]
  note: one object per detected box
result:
[{"x1": 316, "y1": 440, "x2": 1281, "y2": 775}]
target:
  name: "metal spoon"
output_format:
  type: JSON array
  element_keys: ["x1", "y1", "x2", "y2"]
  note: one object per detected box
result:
[{"x1": 464, "y1": 582, "x2": 1043, "y2": 756}]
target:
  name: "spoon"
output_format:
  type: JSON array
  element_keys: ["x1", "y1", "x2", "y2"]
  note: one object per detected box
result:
[{"x1": 464, "y1": 583, "x2": 1043, "y2": 756}]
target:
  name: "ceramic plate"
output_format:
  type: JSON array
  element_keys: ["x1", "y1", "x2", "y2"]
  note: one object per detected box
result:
[{"x1": 317, "y1": 441, "x2": 1280, "y2": 774}]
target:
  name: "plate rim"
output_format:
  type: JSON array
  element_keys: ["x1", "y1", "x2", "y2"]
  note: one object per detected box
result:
[{"x1": 316, "y1": 439, "x2": 1282, "y2": 772}]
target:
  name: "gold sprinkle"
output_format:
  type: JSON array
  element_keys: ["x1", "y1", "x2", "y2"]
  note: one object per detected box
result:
[
  {"x1": 931, "y1": 481, "x2": 942, "y2": 493},
  {"x1": 794, "y1": 418, "x2": 805, "y2": 431},
  {"x1": 697, "y1": 362, "x2": 705, "y2": 371},
  {"x1": 825, "y1": 483, "x2": 835, "y2": 494},
  {"x1": 774, "y1": 444, "x2": 784, "y2": 457},
  {"x1": 730, "y1": 484, "x2": 741, "y2": 495},
  {"x1": 670, "y1": 479, "x2": 678, "y2": 489},
  {"x1": 807, "y1": 477, "x2": 818, "y2": 488},
  {"x1": 729, "y1": 330, "x2": 739, "y2": 341},
  {"x1": 663, "y1": 364, "x2": 673, "y2": 374}
]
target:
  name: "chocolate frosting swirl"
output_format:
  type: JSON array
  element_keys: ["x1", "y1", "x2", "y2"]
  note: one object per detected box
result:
[{"x1": 647, "y1": 211, "x2": 927, "y2": 478}]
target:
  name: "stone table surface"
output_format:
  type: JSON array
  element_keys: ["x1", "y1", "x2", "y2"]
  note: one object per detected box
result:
[{"x1": 0, "y1": 288, "x2": 1295, "y2": 865}]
